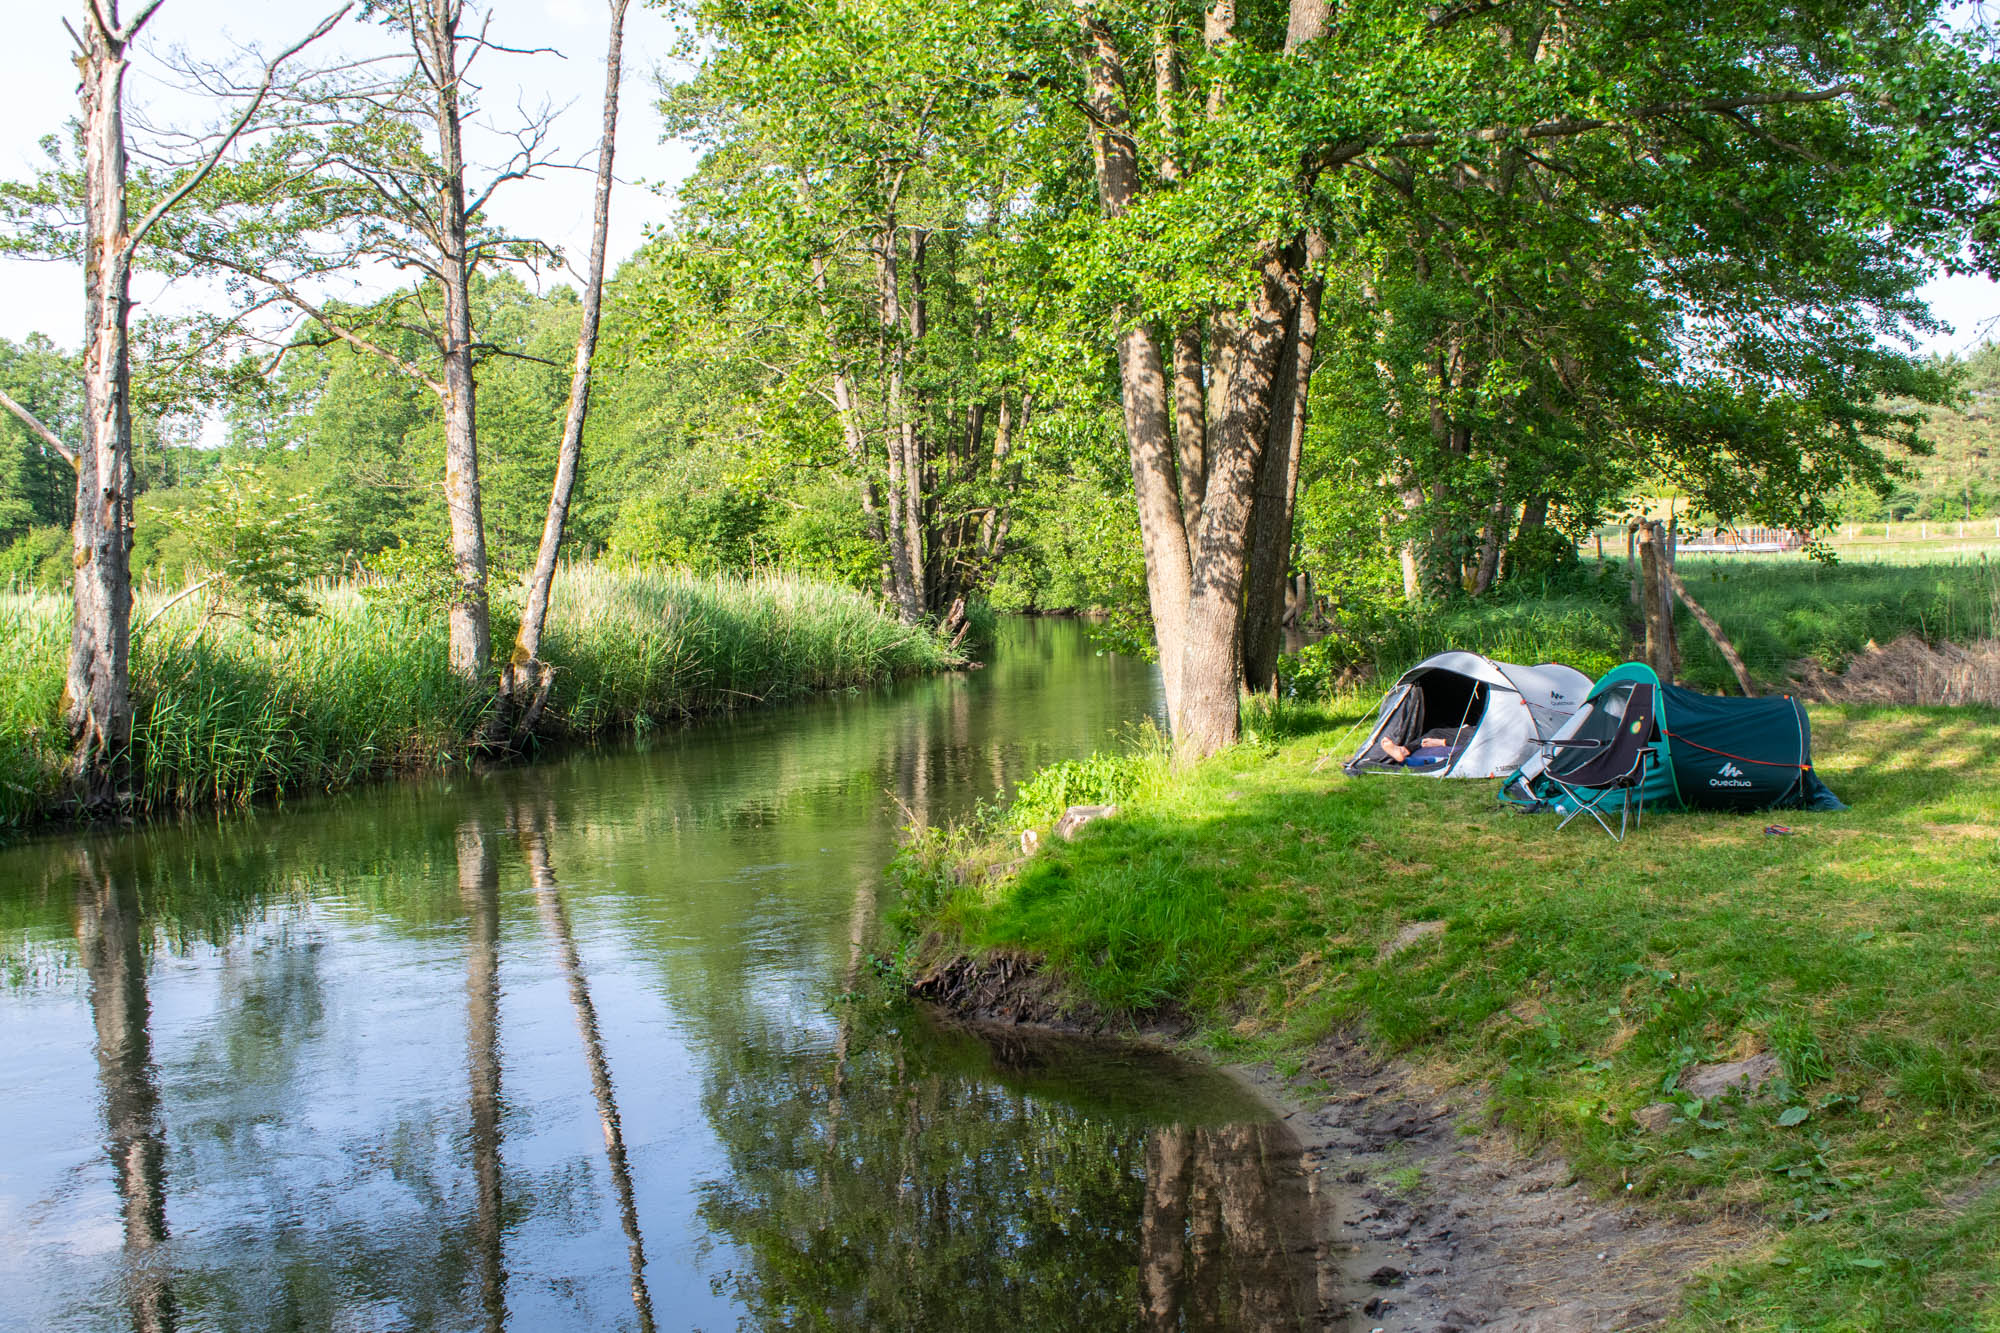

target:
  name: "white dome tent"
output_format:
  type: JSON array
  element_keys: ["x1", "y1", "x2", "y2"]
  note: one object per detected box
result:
[{"x1": 1342, "y1": 652, "x2": 1594, "y2": 780}]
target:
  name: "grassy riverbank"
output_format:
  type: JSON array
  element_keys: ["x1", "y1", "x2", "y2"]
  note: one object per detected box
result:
[
  {"x1": 0, "y1": 566, "x2": 958, "y2": 828},
  {"x1": 897, "y1": 700, "x2": 2000, "y2": 1329}
]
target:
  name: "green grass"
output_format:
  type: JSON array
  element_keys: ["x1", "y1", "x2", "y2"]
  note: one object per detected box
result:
[
  {"x1": 1308, "y1": 557, "x2": 2000, "y2": 699},
  {"x1": 0, "y1": 565, "x2": 956, "y2": 827},
  {"x1": 898, "y1": 700, "x2": 2000, "y2": 1329},
  {"x1": 1672, "y1": 555, "x2": 1999, "y2": 690}
]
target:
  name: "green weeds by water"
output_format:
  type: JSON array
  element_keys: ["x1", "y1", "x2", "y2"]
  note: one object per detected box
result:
[
  {"x1": 0, "y1": 566, "x2": 955, "y2": 827},
  {"x1": 902, "y1": 698, "x2": 2000, "y2": 1328}
]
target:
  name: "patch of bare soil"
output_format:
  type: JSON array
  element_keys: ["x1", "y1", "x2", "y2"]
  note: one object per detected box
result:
[
  {"x1": 1240, "y1": 1032, "x2": 1751, "y2": 1332},
  {"x1": 1794, "y1": 636, "x2": 2000, "y2": 707},
  {"x1": 907, "y1": 946, "x2": 1194, "y2": 1038}
]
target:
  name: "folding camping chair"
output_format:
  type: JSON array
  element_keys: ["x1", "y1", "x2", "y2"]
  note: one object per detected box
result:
[{"x1": 1540, "y1": 683, "x2": 1658, "y2": 842}]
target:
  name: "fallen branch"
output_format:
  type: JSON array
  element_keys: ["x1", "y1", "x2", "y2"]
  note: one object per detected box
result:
[{"x1": 1665, "y1": 564, "x2": 1758, "y2": 697}]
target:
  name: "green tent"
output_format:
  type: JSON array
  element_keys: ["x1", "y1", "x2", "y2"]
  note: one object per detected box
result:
[{"x1": 1500, "y1": 662, "x2": 1845, "y2": 815}]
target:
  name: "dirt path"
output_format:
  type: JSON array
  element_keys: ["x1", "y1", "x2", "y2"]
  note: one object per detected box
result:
[{"x1": 1238, "y1": 1030, "x2": 1750, "y2": 1331}]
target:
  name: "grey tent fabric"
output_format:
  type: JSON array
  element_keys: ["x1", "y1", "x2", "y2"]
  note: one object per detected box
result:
[{"x1": 1344, "y1": 652, "x2": 1594, "y2": 779}]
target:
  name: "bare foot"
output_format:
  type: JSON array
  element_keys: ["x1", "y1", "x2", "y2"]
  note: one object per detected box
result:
[{"x1": 1382, "y1": 739, "x2": 1411, "y2": 762}]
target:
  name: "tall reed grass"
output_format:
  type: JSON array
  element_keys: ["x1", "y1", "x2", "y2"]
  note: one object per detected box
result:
[{"x1": 0, "y1": 566, "x2": 957, "y2": 828}]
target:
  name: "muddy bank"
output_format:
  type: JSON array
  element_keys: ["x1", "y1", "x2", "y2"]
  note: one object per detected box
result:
[{"x1": 912, "y1": 953, "x2": 1747, "y2": 1331}]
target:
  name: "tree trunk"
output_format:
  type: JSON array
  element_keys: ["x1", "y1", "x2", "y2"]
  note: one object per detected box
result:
[
  {"x1": 1172, "y1": 323, "x2": 1207, "y2": 562},
  {"x1": 68, "y1": 12, "x2": 139, "y2": 805},
  {"x1": 977, "y1": 391, "x2": 1028, "y2": 567},
  {"x1": 504, "y1": 0, "x2": 630, "y2": 725},
  {"x1": 1506, "y1": 491, "x2": 1548, "y2": 582},
  {"x1": 429, "y1": 0, "x2": 492, "y2": 682},
  {"x1": 878, "y1": 218, "x2": 924, "y2": 623},
  {"x1": 902, "y1": 228, "x2": 930, "y2": 613},
  {"x1": 1080, "y1": 5, "x2": 1193, "y2": 727},
  {"x1": 809, "y1": 251, "x2": 892, "y2": 596},
  {"x1": 1471, "y1": 483, "x2": 1509, "y2": 596},
  {"x1": 1242, "y1": 235, "x2": 1324, "y2": 694},
  {"x1": 458, "y1": 821, "x2": 505, "y2": 1332},
  {"x1": 1176, "y1": 252, "x2": 1290, "y2": 756}
]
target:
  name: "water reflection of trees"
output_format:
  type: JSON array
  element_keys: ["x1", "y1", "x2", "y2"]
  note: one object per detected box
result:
[
  {"x1": 1, "y1": 620, "x2": 1200, "y2": 1329},
  {"x1": 698, "y1": 1016, "x2": 1329, "y2": 1332},
  {"x1": 510, "y1": 801, "x2": 658, "y2": 1333},
  {"x1": 75, "y1": 849, "x2": 176, "y2": 1333},
  {"x1": 459, "y1": 822, "x2": 507, "y2": 1333}
]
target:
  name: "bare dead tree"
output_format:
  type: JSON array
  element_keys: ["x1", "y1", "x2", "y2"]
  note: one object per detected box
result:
[
  {"x1": 500, "y1": 0, "x2": 633, "y2": 738},
  {"x1": 155, "y1": 0, "x2": 577, "y2": 689},
  {"x1": 1, "y1": 0, "x2": 346, "y2": 807}
]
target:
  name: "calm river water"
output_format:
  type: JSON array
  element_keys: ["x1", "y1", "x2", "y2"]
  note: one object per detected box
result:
[{"x1": 1, "y1": 619, "x2": 1331, "y2": 1332}]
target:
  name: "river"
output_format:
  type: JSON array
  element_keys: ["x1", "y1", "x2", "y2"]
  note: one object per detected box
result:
[{"x1": 0, "y1": 618, "x2": 1333, "y2": 1332}]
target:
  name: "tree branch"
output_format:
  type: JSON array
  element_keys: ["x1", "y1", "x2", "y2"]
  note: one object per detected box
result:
[
  {"x1": 1320, "y1": 85, "x2": 1860, "y2": 173},
  {"x1": 189, "y1": 257, "x2": 447, "y2": 395},
  {"x1": 0, "y1": 387, "x2": 79, "y2": 469},
  {"x1": 126, "y1": 4, "x2": 353, "y2": 255}
]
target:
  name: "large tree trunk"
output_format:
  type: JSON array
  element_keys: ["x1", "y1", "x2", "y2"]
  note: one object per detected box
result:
[
  {"x1": 429, "y1": 0, "x2": 492, "y2": 682},
  {"x1": 1080, "y1": 6, "x2": 1193, "y2": 728},
  {"x1": 1176, "y1": 253, "x2": 1290, "y2": 755},
  {"x1": 504, "y1": 0, "x2": 631, "y2": 727},
  {"x1": 1242, "y1": 236, "x2": 1324, "y2": 694},
  {"x1": 69, "y1": 11, "x2": 139, "y2": 805},
  {"x1": 1079, "y1": 0, "x2": 1330, "y2": 756}
]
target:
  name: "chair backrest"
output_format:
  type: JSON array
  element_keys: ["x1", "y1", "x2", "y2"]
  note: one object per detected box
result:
[{"x1": 1548, "y1": 684, "x2": 1656, "y2": 788}]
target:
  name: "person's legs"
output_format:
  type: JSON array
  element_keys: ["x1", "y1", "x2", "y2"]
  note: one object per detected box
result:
[{"x1": 1381, "y1": 738, "x2": 1411, "y2": 762}]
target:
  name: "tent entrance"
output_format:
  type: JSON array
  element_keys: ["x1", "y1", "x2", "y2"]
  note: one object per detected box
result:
[{"x1": 1346, "y1": 673, "x2": 1490, "y2": 772}]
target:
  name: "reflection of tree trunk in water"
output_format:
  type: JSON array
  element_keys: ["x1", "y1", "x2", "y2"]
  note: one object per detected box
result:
[
  {"x1": 75, "y1": 851, "x2": 176, "y2": 1333},
  {"x1": 1213, "y1": 1123, "x2": 1304, "y2": 1332},
  {"x1": 520, "y1": 824, "x2": 658, "y2": 1333},
  {"x1": 1186, "y1": 1141, "x2": 1225, "y2": 1330},
  {"x1": 459, "y1": 825, "x2": 505, "y2": 1333},
  {"x1": 1140, "y1": 1125, "x2": 1192, "y2": 1332}
]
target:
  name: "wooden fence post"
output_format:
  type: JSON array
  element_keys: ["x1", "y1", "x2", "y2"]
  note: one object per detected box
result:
[
  {"x1": 1627, "y1": 523, "x2": 1640, "y2": 606},
  {"x1": 1637, "y1": 521, "x2": 1675, "y2": 682}
]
